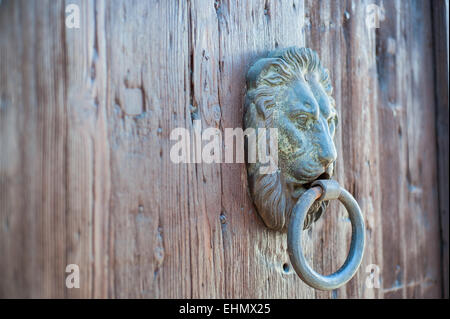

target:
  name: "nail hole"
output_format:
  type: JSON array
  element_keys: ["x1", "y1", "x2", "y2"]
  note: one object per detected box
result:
[{"x1": 220, "y1": 212, "x2": 227, "y2": 224}]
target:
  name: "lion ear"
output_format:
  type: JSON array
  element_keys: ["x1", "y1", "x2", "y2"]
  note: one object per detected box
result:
[
  {"x1": 247, "y1": 57, "x2": 284, "y2": 120},
  {"x1": 246, "y1": 100, "x2": 267, "y2": 121},
  {"x1": 246, "y1": 57, "x2": 283, "y2": 90}
]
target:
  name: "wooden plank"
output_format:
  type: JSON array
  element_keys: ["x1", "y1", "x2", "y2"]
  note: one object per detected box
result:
[
  {"x1": 0, "y1": 0, "x2": 68, "y2": 298},
  {"x1": 374, "y1": 0, "x2": 406, "y2": 298},
  {"x1": 98, "y1": 0, "x2": 192, "y2": 298},
  {"x1": 376, "y1": 0, "x2": 441, "y2": 298},
  {"x1": 432, "y1": 0, "x2": 449, "y2": 299},
  {"x1": 185, "y1": 0, "x2": 225, "y2": 298}
]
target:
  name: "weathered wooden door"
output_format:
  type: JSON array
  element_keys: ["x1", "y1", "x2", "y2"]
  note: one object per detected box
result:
[{"x1": 0, "y1": 0, "x2": 448, "y2": 298}]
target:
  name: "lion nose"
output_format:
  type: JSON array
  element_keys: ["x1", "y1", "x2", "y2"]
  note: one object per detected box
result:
[{"x1": 318, "y1": 145, "x2": 337, "y2": 168}]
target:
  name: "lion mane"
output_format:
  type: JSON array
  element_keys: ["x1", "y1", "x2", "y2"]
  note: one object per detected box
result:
[{"x1": 244, "y1": 47, "x2": 334, "y2": 231}]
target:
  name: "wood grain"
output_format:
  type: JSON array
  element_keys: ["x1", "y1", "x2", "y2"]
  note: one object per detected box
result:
[
  {"x1": 0, "y1": 0, "x2": 445, "y2": 298},
  {"x1": 375, "y1": 0, "x2": 441, "y2": 298}
]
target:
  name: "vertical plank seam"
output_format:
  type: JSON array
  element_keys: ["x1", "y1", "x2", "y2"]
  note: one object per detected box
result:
[
  {"x1": 61, "y1": 0, "x2": 70, "y2": 299},
  {"x1": 430, "y1": 0, "x2": 449, "y2": 299},
  {"x1": 215, "y1": 0, "x2": 227, "y2": 299},
  {"x1": 187, "y1": 0, "x2": 194, "y2": 299}
]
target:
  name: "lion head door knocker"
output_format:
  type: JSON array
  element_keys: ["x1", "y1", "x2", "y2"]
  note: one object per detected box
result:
[{"x1": 244, "y1": 47, "x2": 365, "y2": 290}]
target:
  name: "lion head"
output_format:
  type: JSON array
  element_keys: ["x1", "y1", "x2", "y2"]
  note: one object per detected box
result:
[{"x1": 244, "y1": 47, "x2": 338, "y2": 231}]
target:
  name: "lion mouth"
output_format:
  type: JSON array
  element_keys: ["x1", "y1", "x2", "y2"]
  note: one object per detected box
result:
[
  {"x1": 289, "y1": 171, "x2": 332, "y2": 228},
  {"x1": 303, "y1": 171, "x2": 331, "y2": 189},
  {"x1": 291, "y1": 171, "x2": 331, "y2": 199}
]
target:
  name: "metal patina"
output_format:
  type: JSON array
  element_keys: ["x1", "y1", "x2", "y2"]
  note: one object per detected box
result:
[
  {"x1": 244, "y1": 47, "x2": 365, "y2": 290},
  {"x1": 244, "y1": 47, "x2": 338, "y2": 231}
]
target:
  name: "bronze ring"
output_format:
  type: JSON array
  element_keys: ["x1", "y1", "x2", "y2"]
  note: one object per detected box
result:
[{"x1": 287, "y1": 179, "x2": 365, "y2": 291}]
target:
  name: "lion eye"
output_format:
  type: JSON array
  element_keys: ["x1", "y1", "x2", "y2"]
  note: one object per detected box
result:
[{"x1": 295, "y1": 114, "x2": 309, "y2": 127}]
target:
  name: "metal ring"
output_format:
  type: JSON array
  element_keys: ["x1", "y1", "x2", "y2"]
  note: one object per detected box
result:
[{"x1": 287, "y1": 180, "x2": 365, "y2": 290}]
